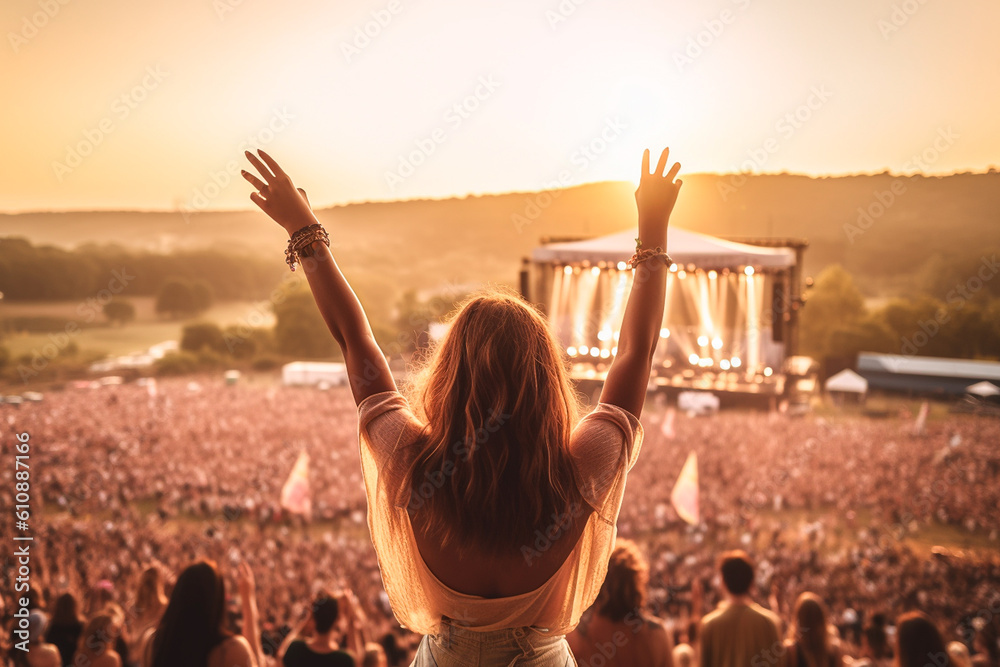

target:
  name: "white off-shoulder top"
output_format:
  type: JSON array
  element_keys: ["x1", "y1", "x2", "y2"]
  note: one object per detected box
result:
[{"x1": 357, "y1": 390, "x2": 643, "y2": 637}]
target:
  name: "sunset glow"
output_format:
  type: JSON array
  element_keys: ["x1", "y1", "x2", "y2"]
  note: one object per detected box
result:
[{"x1": 1, "y1": 0, "x2": 997, "y2": 212}]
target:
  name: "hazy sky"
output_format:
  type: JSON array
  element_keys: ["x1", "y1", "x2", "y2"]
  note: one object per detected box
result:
[{"x1": 2, "y1": 0, "x2": 997, "y2": 211}]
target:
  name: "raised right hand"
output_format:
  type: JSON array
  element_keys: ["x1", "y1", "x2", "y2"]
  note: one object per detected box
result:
[{"x1": 635, "y1": 148, "x2": 682, "y2": 246}]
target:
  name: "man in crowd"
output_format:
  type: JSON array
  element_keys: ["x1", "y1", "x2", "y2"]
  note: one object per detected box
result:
[{"x1": 699, "y1": 551, "x2": 781, "y2": 667}]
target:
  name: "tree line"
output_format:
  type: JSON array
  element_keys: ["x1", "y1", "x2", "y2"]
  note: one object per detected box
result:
[
  {"x1": 800, "y1": 260, "x2": 1000, "y2": 368},
  {"x1": 0, "y1": 238, "x2": 278, "y2": 301}
]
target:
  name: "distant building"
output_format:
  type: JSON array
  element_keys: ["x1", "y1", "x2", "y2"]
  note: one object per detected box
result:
[
  {"x1": 281, "y1": 361, "x2": 348, "y2": 387},
  {"x1": 857, "y1": 352, "x2": 1000, "y2": 396}
]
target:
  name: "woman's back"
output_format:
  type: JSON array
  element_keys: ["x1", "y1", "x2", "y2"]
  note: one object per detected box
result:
[
  {"x1": 44, "y1": 620, "x2": 83, "y2": 666},
  {"x1": 410, "y1": 502, "x2": 592, "y2": 598},
  {"x1": 360, "y1": 391, "x2": 643, "y2": 636},
  {"x1": 282, "y1": 638, "x2": 355, "y2": 667},
  {"x1": 568, "y1": 613, "x2": 673, "y2": 667},
  {"x1": 207, "y1": 635, "x2": 256, "y2": 667}
]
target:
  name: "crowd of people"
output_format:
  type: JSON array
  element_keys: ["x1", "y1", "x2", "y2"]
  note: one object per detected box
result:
[{"x1": 1, "y1": 376, "x2": 998, "y2": 666}]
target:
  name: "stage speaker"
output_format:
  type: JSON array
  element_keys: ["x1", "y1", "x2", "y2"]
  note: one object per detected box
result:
[{"x1": 772, "y1": 282, "x2": 785, "y2": 342}]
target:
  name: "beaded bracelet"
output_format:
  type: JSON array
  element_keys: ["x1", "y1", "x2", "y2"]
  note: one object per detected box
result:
[
  {"x1": 627, "y1": 240, "x2": 673, "y2": 269},
  {"x1": 285, "y1": 223, "x2": 330, "y2": 271}
]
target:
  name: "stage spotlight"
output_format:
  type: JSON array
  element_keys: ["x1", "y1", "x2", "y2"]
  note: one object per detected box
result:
[
  {"x1": 659, "y1": 328, "x2": 670, "y2": 338},
  {"x1": 563, "y1": 266, "x2": 573, "y2": 275},
  {"x1": 697, "y1": 335, "x2": 709, "y2": 347},
  {"x1": 617, "y1": 261, "x2": 627, "y2": 271},
  {"x1": 720, "y1": 359, "x2": 731, "y2": 370},
  {"x1": 591, "y1": 266, "x2": 600, "y2": 276},
  {"x1": 677, "y1": 270, "x2": 686, "y2": 279},
  {"x1": 611, "y1": 347, "x2": 618, "y2": 356},
  {"x1": 708, "y1": 270, "x2": 717, "y2": 280},
  {"x1": 613, "y1": 331, "x2": 620, "y2": 342},
  {"x1": 669, "y1": 263, "x2": 678, "y2": 273},
  {"x1": 764, "y1": 366, "x2": 773, "y2": 377},
  {"x1": 598, "y1": 330, "x2": 611, "y2": 341},
  {"x1": 590, "y1": 348, "x2": 600, "y2": 358},
  {"x1": 744, "y1": 266, "x2": 755, "y2": 276},
  {"x1": 699, "y1": 358, "x2": 713, "y2": 367},
  {"x1": 688, "y1": 353, "x2": 699, "y2": 365},
  {"x1": 711, "y1": 337, "x2": 723, "y2": 350},
  {"x1": 600, "y1": 349, "x2": 610, "y2": 359},
  {"x1": 579, "y1": 345, "x2": 589, "y2": 355},
  {"x1": 731, "y1": 357, "x2": 742, "y2": 368},
  {"x1": 567, "y1": 346, "x2": 577, "y2": 357}
]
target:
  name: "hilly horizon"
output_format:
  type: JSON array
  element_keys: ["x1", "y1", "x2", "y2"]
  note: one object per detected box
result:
[{"x1": 2, "y1": 171, "x2": 998, "y2": 301}]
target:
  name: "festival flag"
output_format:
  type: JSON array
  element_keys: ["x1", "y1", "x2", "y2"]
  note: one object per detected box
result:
[
  {"x1": 280, "y1": 450, "x2": 312, "y2": 521},
  {"x1": 670, "y1": 451, "x2": 699, "y2": 525},
  {"x1": 661, "y1": 407, "x2": 676, "y2": 440},
  {"x1": 913, "y1": 400, "x2": 929, "y2": 436}
]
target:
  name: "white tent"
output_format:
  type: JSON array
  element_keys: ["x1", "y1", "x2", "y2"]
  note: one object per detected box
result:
[
  {"x1": 966, "y1": 381, "x2": 1000, "y2": 397},
  {"x1": 532, "y1": 227, "x2": 796, "y2": 269},
  {"x1": 825, "y1": 369, "x2": 868, "y2": 394}
]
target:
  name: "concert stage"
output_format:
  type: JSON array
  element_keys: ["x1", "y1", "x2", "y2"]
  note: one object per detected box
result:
[{"x1": 520, "y1": 227, "x2": 808, "y2": 404}]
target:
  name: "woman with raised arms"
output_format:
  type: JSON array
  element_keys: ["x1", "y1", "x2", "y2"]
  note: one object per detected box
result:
[{"x1": 242, "y1": 146, "x2": 682, "y2": 666}]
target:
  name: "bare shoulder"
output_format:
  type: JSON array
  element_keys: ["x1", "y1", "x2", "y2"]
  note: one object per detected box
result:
[
  {"x1": 38, "y1": 643, "x2": 63, "y2": 667},
  {"x1": 209, "y1": 635, "x2": 255, "y2": 667},
  {"x1": 643, "y1": 614, "x2": 668, "y2": 630},
  {"x1": 641, "y1": 614, "x2": 673, "y2": 645},
  {"x1": 91, "y1": 652, "x2": 122, "y2": 667}
]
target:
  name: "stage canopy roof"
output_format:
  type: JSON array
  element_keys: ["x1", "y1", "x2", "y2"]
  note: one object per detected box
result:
[{"x1": 531, "y1": 227, "x2": 796, "y2": 269}]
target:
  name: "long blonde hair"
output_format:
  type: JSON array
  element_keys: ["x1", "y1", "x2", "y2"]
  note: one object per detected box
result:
[{"x1": 406, "y1": 287, "x2": 582, "y2": 556}]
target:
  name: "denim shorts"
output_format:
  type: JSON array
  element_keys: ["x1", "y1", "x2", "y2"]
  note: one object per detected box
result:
[{"x1": 409, "y1": 620, "x2": 578, "y2": 667}]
